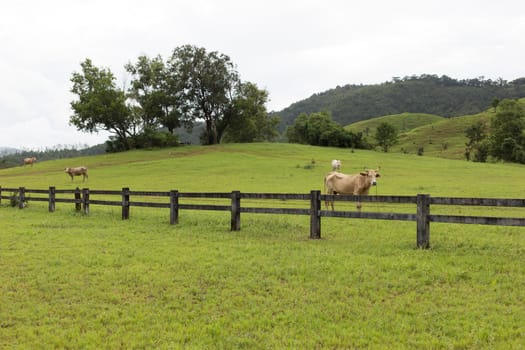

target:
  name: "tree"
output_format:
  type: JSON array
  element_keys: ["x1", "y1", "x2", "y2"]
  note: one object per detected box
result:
[
  {"x1": 285, "y1": 113, "x2": 309, "y2": 144},
  {"x1": 222, "y1": 82, "x2": 279, "y2": 143},
  {"x1": 166, "y1": 45, "x2": 240, "y2": 144},
  {"x1": 70, "y1": 59, "x2": 133, "y2": 150},
  {"x1": 375, "y1": 122, "x2": 398, "y2": 152},
  {"x1": 491, "y1": 98, "x2": 500, "y2": 112},
  {"x1": 305, "y1": 112, "x2": 338, "y2": 145},
  {"x1": 285, "y1": 111, "x2": 368, "y2": 148},
  {"x1": 125, "y1": 55, "x2": 181, "y2": 133},
  {"x1": 489, "y1": 99, "x2": 525, "y2": 163},
  {"x1": 465, "y1": 120, "x2": 488, "y2": 161}
]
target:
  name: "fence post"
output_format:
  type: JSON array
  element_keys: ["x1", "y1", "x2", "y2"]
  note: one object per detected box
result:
[
  {"x1": 18, "y1": 187, "x2": 25, "y2": 209},
  {"x1": 310, "y1": 190, "x2": 321, "y2": 239},
  {"x1": 122, "y1": 187, "x2": 130, "y2": 220},
  {"x1": 170, "y1": 190, "x2": 179, "y2": 225},
  {"x1": 416, "y1": 194, "x2": 430, "y2": 249},
  {"x1": 231, "y1": 190, "x2": 241, "y2": 231},
  {"x1": 49, "y1": 186, "x2": 56, "y2": 212},
  {"x1": 82, "y1": 188, "x2": 90, "y2": 215},
  {"x1": 74, "y1": 187, "x2": 81, "y2": 211}
]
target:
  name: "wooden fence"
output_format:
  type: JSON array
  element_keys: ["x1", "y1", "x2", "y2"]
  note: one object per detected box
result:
[{"x1": 1, "y1": 186, "x2": 524, "y2": 249}]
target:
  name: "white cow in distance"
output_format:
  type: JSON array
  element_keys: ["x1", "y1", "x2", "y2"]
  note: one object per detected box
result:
[{"x1": 331, "y1": 159, "x2": 342, "y2": 171}]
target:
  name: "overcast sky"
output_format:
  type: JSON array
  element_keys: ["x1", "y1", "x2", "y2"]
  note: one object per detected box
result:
[{"x1": 1, "y1": 0, "x2": 524, "y2": 149}]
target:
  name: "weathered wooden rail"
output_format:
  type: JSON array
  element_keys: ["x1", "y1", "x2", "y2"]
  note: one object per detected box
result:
[{"x1": 1, "y1": 186, "x2": 524, "y2": 248}]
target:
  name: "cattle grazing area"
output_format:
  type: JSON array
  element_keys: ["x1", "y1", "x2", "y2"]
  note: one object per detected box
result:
[{"x1": 0, "y1": 143, "x2": 524, "y2": 348}]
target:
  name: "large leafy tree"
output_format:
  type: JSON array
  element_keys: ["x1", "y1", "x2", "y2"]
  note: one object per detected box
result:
[
  {"x1": 125, "y1": 55, "x2": 168, "y2": 131},
  {"x1": 375, "y1": 122, "x2": 398, "y2": 152},
  {"x1": 465, "y1": 120, "x2": 488, "y2": 162},
  {"x1": 70, "y1": 59, "x2": 133, "y2": 150},
  {"x1": 489, "y1": 99, "x2": 525, "y2": 162},
  {"x1": 166, "y1": 45, "x2": 240, "y2": 144},
  {"x1": 222, "y1": 82, "x2": 279, "y2": 143}
]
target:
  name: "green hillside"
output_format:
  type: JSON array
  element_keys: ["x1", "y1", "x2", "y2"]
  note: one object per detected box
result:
[
  {"x1": 345, "y1": 111, "x2": 493, "y2": 160},
  {"x1": 346, "y1": 112, "x2": 444, "y2": 135},
  {"x1": 347, "y1": 97, "x2": 525, "y2": 160},
  {"x1": 393, "y1": 111, "x2": 494, "y2": 159},
  {"x1": 275, "y1": 75, "x2": 525, "y2": 130}
]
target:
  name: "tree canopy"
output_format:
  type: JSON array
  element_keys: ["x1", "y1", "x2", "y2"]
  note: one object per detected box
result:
[
  {"x1": 285, "y1": 111, "x2": 369, "y2": 149},
  {"x1": 489, "y1": 99, "x2": 525, "y2": 162},
  {"x1": 69, "y1": 45, "x2": 279, "y2": 151},
  {"x1": 375, "y1": 122, "x2": 398, "y2": 152},
  {"x1": 70, "y1": 59, "x2": 133, "y2": 150}
]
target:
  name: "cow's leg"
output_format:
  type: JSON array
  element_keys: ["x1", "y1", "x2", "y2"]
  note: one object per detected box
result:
[
  {"x1": 325, "y1": 190, "x2": 335, "y2": 211},
  {"x1": 354, "y1": 191, "x2": 362, "y2": 212}
]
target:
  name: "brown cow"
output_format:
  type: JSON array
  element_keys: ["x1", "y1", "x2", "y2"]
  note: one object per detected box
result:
[
  {"x1": 324, "y1": 169, "x2": 380, "y2": 211},
  {"x1": 23, "y1": 157, "x2": 37, "y2": 167},
  {"x1": 65, "y1": 167, "x2": 88, "y2": 181}
]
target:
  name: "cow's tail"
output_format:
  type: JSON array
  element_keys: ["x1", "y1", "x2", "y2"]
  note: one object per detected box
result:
[{"x1": 323, "y1": 173, "x2": 334, "y2": 210}]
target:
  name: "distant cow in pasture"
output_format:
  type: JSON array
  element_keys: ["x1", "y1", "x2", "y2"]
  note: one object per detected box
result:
[
  {"x1": 23, "y1": 157, "x2": 37, "y2": 167},
  {"x1": 65, "y1": 166, "x2": 88, "y2": 181},
  {"x1": 331, "y1": 159, "x2": 342, "y2": 171},
  {"x1": 324, "y1": 169, "x2": 380, "y2": 211}
]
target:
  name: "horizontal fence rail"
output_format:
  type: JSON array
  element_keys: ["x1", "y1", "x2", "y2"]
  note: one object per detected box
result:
[{"x1": 1, "y1": 186, "x2": 524, "y2": 248}]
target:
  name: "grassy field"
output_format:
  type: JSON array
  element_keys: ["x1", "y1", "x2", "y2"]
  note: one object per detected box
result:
[
  {"x1": 1, "y1": 143, "x2": 524, "y2": 349},
  {"x1": 345, "y1": 112, "x2": 444, "y2": 135}
]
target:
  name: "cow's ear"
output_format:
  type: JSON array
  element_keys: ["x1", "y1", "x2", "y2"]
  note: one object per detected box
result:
[
  {"x1": 360, "y1": 172, "x2": 368, "y2": 176},
  {"x1": 375, "y1": 173, "x2": 381, "y2": 177}
]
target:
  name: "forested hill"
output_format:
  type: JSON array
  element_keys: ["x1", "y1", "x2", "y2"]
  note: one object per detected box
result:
[{"x1": 274, "y1": 75, "x2": 525, "y2": 129}]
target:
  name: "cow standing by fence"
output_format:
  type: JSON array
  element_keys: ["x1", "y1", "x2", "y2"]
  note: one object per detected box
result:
[{"x1": 324, "y1": 169, "x2": 380, "y2": 211}]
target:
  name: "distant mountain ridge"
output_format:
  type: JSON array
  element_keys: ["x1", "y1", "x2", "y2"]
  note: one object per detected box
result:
[{"x1": 274, "y1": 75, "x2": 525, "y2": 130}]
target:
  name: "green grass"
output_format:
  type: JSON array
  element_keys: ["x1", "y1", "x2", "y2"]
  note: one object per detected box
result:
[
  {"x1": 1, "y1": 143, "x2": 525, "y2": 348},
  {"x1": 392, "y1": 111, "x2": 494, "y2": 159},
  {"x1": 346, "y1": 112, "x2": 444, "y2": 135}
]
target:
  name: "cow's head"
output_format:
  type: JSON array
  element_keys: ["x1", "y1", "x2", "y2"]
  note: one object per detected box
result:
[{"x1": 360, "y1": 169, "x2": 380, "y2": 186}]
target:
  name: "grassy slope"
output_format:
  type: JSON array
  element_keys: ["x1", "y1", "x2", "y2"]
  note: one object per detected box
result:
[
  {"x1": 2, "y1": 142, "x2": 523, "y2": 197},
  {"x1": 1, "y1": 143, "x2": 524, "y2": 349},
  {"x1": 346, "y1": 112, "x2": 445, "y2": 135},
  {"x1": 392, "y1": 111, "x2": 493, "y2": 159},
  {"x1": 346, "y1": 111, "x2": 492, "y2": 160}
]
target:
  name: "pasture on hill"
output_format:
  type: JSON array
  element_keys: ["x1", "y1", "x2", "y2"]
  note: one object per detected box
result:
[
  {"x1": 1, "y1": 143, "x2": 524, "y2": 348},
  {"x1": 344, "y1": 106, "x2": 500, "y2": 160}
]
